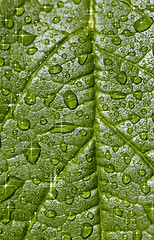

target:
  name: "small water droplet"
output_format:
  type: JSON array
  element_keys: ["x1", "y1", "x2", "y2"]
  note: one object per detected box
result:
[
  {"x1": 111, "y1": 36, "x2": 121, "y2": 45},
  {"x1": 41, "y1": 4, "x2": 53, "y2": 12},
  {"x1": 18, "y1": 119, "x2": 30, "y2": 131},
  {"x1": 16, "y1": 6, "x2": 25, "y2": 16},
  {"x1": 4, "y1": 17, "x2": 14, "y2": 29},
  {"x1": 113, "y1": 206, "x2": 123, "y2": 216},
  {"x1": 62, "y1": 233, "x2": 72, "y2": 240},
  {"x1": 39, "y1": 223, "x2": 48, "y2": 230},
  {"x1": 32, "y1": 177, "x2": 41, "y2": 185},
  {"x1": 104, "y1": 58, "x2": 113, "y2": 65},
  {"x1": 124, "y1": 217, "x2": 130, "y2": 225},
  {"x1": 122, "y1": 29, "x2": 133, "y2": 36},
  {"x1": 23, "y1": 141, "x2": 41, "y2": 164},
  {"x1": 26, "y1": 47, "x2": 37, "y2": 55},
  {"x1": 119, "y1": 15, "x2": 128, "y2": 22},
  {"x1": 53, "y1": 17, "x2": 60, "y2": 24},
  {"x1": 60, "y1": 143, "x2": 67, "y2": 152},
  {"x1": 102, "y1": 104, "x2": 108, "y2": 110},
  {"x1": 0, "y1": 57, "x2": 5, "y2": 67},
  {"x1": 87, "y1": 212, "x2": 94, "y2": 219},
  {"x1": 133, "y1": 91, "x2": 142, "y2": 100},
  {"x1": 116, "y1": 71, "x2": 127, "y2": 84},
  {"x1": 105, "y1": 150, "x2": 111, "y2": 159},
  {"x1": 104, "y1": 164, "x2": 115, "y2": 173},
  {"x1": 133, "y1": 230, "x2": 142, "y2": 240},
  {"x1": 78, "y1": 54, "x2": 88, "y2": 65},
  {"x1": 58, "y1": 1, "x2": 64, "y2": 8},
  {"x1": 0, "y1": 43, "x2": 10, "y2": 50},
  {"x1": 67, "y1": 212, "x2": 76, "y2": 221},
  {"x1": 24, "y1": 93, "x2": 36, "y2": 105},
  {"x1": 81, "y1": 222, "x2": 93, "y2": 239},
  {"x1": 1, "y1": 88, "x2": 10, "y2": 96},
  {"x1": 65, "y1": 195, "x2": 74, "y2": 205},
  {"x1": 49, "y1": 64, "x2": 62, "y2": 74},
  {"x1": 139, "y1": 169, "x2": 146, "y2": 176},
  {"x1": 80, "y1": 129, "x2": 87, "y2": 136},
  {"x1": 134, "y1": 16, "x2": 153, "y2": 32},
  {"x1": 64, "y1": 90, "x2": 78, "y2": 109},
  {"x1": 139, "y1": 131, "x2": 148, "y2": 140},
  {"x1": 80, "y1": 191, "x2": 91, "y2": 199},
  {"x1": 122, "y1": 200, "x2": 130, "y2": 207},
  {"x1": 20, "y1": 197, "x2": 27, "y2": 204},
  {"x1": 141, "y1": 183, "x2": 150, "y2": 194},
  {"x1": 73, "y1": 0, "x2": 81, "y2": 4},
  {"x1": 24, "y1": 16, "x2": 32, "y2": 24},
  {"x1": 44, "y1": 209, "x2": 57, "y2": 218},
  {"x1": 122, "y1": 174, "x2": 131, "y2": 185},
  {"x1": 40, "y1": 117, "x2": 47, "y2": 125}
]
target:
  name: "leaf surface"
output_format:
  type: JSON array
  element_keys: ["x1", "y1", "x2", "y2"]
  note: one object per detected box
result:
[{"x1": 0, "y1": 0, "x2": 153, "y2": 239}]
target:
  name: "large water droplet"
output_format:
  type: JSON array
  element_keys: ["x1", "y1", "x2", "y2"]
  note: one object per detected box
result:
[
  {"x1": 18, "y1": 119, "x2": 30, "y2": 131},
  {"x1": 41, "y1": 4, "x2": 53, "y2": 12},
  {"x1": 78, "y1": 54, "x2": 88, "y2": 65},
  {"x1": 23, "y1": 141, "x2": 41, "y2": 164},
  {"x1": 18, "y1": 30, "x2": 36, "y2": 46},
  {"x1": 64, "y1": 90, "x2": 78, "y2": 109},
  {"x1": 24, "y1": 93, "x2": 36, "y2": 105},
  {"x1": 73, "y1": 0, "x2": 81, "y2": 4},
  {"x1": 80, "y1": 191, "x2": 91, "y2": 199},
  {"x1": 81, "y1": 222, "x2": 93, "y2": 239},
  {"x1": 116, "y1": 71, "x2": 127, "y2": 84},
  {"x1": 134, "y1": 16, "x2": 153, "y2": 32},
  {"x1": 49, "y1": 64, "x2": 62, "y2": 74}
]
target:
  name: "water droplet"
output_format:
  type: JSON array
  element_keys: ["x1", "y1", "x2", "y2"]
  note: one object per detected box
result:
[
  {"x1": 20, "y1": 197, "x2": 27, "y2": 204},
  {"x1": 78, "y1": 37, "x2": 86, "y2": 43},
  {"x1": 44, "y1": 95, "x2": 55, "y2": 107},
  {"x1": 80, "y1": 129, "x2": 87, "y2": 136},
  {"x1": 73, "y1": 0, "x2": 81, "y2": 4},
  {"x1": 24, "y1": 93, "x2": 36, "y2": 105},
  {"x1": 87, "y1": 212, "x2": 94, "y2": 219},
  {"x1": 81, "y1": 222, "x2": 93, "y2": 239},
  {"x1": 58, "y1": 1, "x2": 64, "y2": 8},
  {"x1": 139, "y1": 169, "x2": 146, "y2": 176},
  {"x1": 113, "y1": 22, "x2": 120, "y2": 28},
  {"x1": 59, "y1": 142, "x2": 67, "y2": 152},
  {"x1": 0, "y1": 43, "x2": 10, "y2": 50},
  {"x1": 133, "y1": 91, "x2": 142, "y2": 100},
  {"x1": 13, "y1": 60, "x2": 23, "y2": 71},
  {"x1": 64, "y1": 90, "x2": 78, "y2": 109},
  {"x1": 40, "y1": 117, "x2": 47, "y2": 125},
  {"x1": 102, "y1": 104, "x2": 108, "y2": 111},
  {"x1": 62, "y1": 53, "x2": 67, "y2": 59},
  {"x1": 44, "y1": 209, "x2": 57, "y2": 218},
  {"x1": 2, "y1": 201, "x2": 15, "y2": 224},
  {"x1": 107, "y1": 12, "x2": 113, "y2": 18},
  {"x1": 4, "y1": 69, "x2": 12, "y2": 78},
  {"x1": 26, "y1": 47, "x2": 37, "y2": 55},
  {"x1": 141, "y1": 183, "x2": 150, "y2": 194},
  {"x1": 122, "y1": 200, "x2": 130, "y2": 207},
  {"x1": 39, "y1": 223, "x2": 48, "y2": 230},
  {"x1": 24, "y1": 16, "x2": 32, "y2": 24},
  {"x1": 16, "y1": 6, "x2": 25, "y2": 16},
  {"x1": 134, "y1": 16, "x2": 153, "y2": 32},
  {"x1": 80, "y1": 191, "x2": 91, "y2": 199},
  {"x1": 1, "y1": 88, "x2": 10, "y2": 96},
  {"x1": 122, "y1": 174, "x2": 131, "y2": 185},
  {"x1": 18, "y1": 30, "x2": 36, "y2": 46},
  {"x1": 104, "y1": 58, "x2": 113, "y2": 65},
  {"x1": 0, "y1": 57, "x2": 5, "y2": 67},
  {"x1": 111, "y1": 36, "x2": 121, "y2": 45},
  {"x1": 124, "y1": 217, "x2": 130, "y2": 225},
  {"x1": 32, "y1": 177, "x2": 41, "y2": 185},
  {"x1": 23, "y1": 141, "x2": 41, "y2": 164},
  {"x1": 139, "y1": 131, "x2": 147, "y2": 140},
  {"x1": 122, "y1": 29, "x2": 133, "y2": 36},
  {"x1": 65, "y1": 195, "x2": 74, "y2": 205},
  {"x1": 18, "y1": 119, "x2": 30, "y2": 131},
  {"x1": 119, "y1": 15, "x2": 128, "y2": 22},
  {"x1": 76, "y1": 110, "x2": 83, "y2": 117},
  {"x1": 129, "y1": 113, "x2": 140, "y2": 124},
  {"x1": 62, "y1": 233, "x2": 72, "y2": 240},
  {"x1": 41, "y1": 4, "x2": 53, "y2": 12},
  {"x1": 133, "y1": 230, "x2": 142, "y2": 240},
  {"x1": 110, "y1": 92, "x2": 126, "y2": 99},
  {"x1": 49, "y1": 187, "x2": 58, "y2": 199},
  {"x1": 116, "y1": 71, "x2": 127, "y2": 84},
  {"x1": 104, "y1": 164, "x2": 115, "y2": 173},
  {"x1": 102, "y1": 179, "x2": 109, "y2": 186},
  {"x1": 78, "y1": 54, "x2": 88, "y2": 65},
  {"x1": 67, "y1": 212, "x2": 76, "y2": 221},
  {"x1": 115, "y1": 225, "x2": 121, "y2": 232},
  {"x1": 53, "y1": 17, "x2": 60, "y2": 24},
  {"x1": 113, "y1": 206, "x2": 123, "y2": 216},
  {"x1": 132, "y1": 76, "x2": 142, "y2": 84},
  {"x1": 49, "y1": 64, "x2": 62, "y2": 74},
  {"x1": 4, "y1": 17, "x2": 14, "y2": 29},
  {"x1": 105, "y1": 150, "x2": 111, "y2": 160}
]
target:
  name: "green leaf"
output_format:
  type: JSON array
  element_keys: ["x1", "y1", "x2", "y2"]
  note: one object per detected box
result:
[{"x1": 0, "y1": 0, "x2": 153, "y2": 239}]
